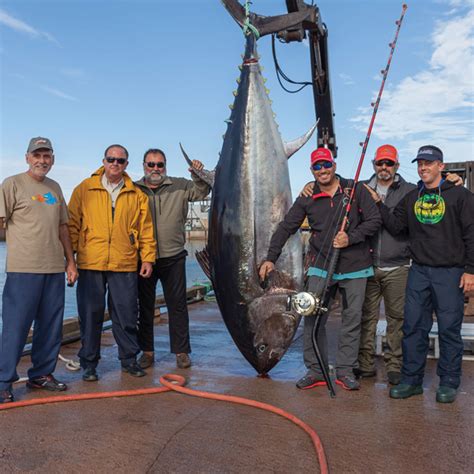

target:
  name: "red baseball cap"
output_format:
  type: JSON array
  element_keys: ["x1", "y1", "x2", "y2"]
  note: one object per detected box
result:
[
  {"x1": 374, "y1": 144, "x2": 398, "y2": 163},
  {"x1": 311, "y1": 148, "x2": 334, "y2": 165}
]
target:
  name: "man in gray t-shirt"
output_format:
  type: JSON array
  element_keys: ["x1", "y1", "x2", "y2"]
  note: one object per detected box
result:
[{"x1": 0, "y1": 137, "x2": 78, "y2": 404}]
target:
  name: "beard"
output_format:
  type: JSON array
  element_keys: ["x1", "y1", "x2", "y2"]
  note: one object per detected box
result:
[
  {"x1": 145, "y1": 171, "x2": 165, "y2": 186},
  {"x1": 376, "y1": 170, "x2": 392, "y2": 182}
]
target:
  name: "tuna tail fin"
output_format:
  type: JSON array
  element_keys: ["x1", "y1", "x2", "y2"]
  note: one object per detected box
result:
[
  {"x1": 284, "y1": 121, "x2": 318, "y2": 159},
  {"x1": 221, "y1": 0, "x2": 311, "y2": 38},
  {"x1": 179, "y1": 143, "x2": 215, "y2": 188}
]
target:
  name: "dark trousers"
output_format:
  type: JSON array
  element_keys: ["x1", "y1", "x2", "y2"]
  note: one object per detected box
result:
[
  {"x1": 77, "y1": 270, "x2": 140, "y2": 368},
  {"x1": 138, "y1": 251, "x2": 191, "y2": 354},
  {"x1": 402, "y1": 263, "x2": 464, "y2": 389},
  {"x1": 0, "y1": 273, "x2": 64, "y2": 390}
]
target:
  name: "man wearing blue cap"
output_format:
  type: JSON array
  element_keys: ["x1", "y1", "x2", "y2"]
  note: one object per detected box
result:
[{"x1": 365, "y1": 145, "x2": 474, "y2": 403}]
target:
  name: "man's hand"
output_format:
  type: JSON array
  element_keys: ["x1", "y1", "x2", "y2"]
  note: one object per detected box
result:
[
  {"x1": 259, "y1": 261, "x2": 275, "y2": 281},
  {"x1": 446, "y1": 172, "x2": 463, "y2": 187},
  {"x1": 189, "y1": 160, "x2": 204, "y2": 173},
  {"x1": 363, "y1": 183, "x2": 381, "y2": 203},
  {"x1": 299, "y1": 181, "x2": 314, "y2": 198},
  {"x1": 333, "y1": 231, "x2": 349, "y2": 249},
  {"x1": 460, "y1": 273, "x2": 474, "y2": 293},
  {"x1": 66, "y1": 261, "x2": 79, "y2": 286},
  {"x1": 140, "y1": 262, "x2": 153, "y2": 278}
]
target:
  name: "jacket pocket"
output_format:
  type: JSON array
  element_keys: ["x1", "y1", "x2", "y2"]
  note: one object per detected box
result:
[{"x1": 129, "y1": 229, "x2": 139, "y2": 249}]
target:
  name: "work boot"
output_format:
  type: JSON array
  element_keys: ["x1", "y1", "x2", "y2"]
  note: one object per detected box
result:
[
  {"x1": 387, "y1": 371, "x2": 401, "y2": 386},
  {"x1": 27, "y1": 374, "x2": 67, "y2": 392},
  {"x1": 82, "y1": 367, "x2": 99, "y2": 382},
  {"x1": 296, "y1": 374, "x2": 327, "y2": 390},
  {"x1": 138, "y1": 352, "x2": 155, "y2": 369},
  {"x1": 389, "y1": 383, "x2": 423, "y2": 399},
  {"x1": 122, "y1": 362, "x2": 146, "y2": 377},
  {"x1": 0, "y1": 389, "x2": 14, "y2": 404},
  {"x1": 176, "y1": 353, "x2": 191, "y2": 369},
  {"x1": 354, "y1": 368, "x2": 376, "y2": 379},
  {"x1": 335, "y1": 375, "x2": 360, "y2": 391},
  {"x1": 436, "y1": 386, "x2": 457, "y2": 404}
]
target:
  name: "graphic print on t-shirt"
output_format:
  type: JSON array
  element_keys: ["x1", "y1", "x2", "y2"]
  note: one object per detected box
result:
[
  {"x1": 414, "y1": 193, "x2": 445, "y2": 225},
  {"x1": 31, "y1": 192, "x2": 58, "y2": 205}
]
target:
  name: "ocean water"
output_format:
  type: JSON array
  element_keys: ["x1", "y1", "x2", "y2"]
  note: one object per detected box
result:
[{"x1": 0, "y1": 240, "x2": 208, "y2": 331}]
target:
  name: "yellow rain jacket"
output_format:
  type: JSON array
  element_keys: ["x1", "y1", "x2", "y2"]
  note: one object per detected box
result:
[{"x1": 68, "y1": 167, "x2": 156, "y2": 271}]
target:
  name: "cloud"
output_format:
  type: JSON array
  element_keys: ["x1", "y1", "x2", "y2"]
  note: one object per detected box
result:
[
  {"x1": 339, "y1": 73, "x2": 355, "y2": 86},
  {"x1": 0, "y1": 8, "x2": 59, "y2": 44},
  {"x1": 350, "y1": 8, "x2": 474, "y2": 158},
  {"x1": 41, "y1": 85, "x2": 78, "y2": 102}
]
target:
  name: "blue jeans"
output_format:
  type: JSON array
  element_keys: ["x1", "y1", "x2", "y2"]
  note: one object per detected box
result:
[
  {"x1": 402, "y1": 263, "x2": 464, "y2": 388},
  {"x1": 0, "y1": 273, "x2": 65, "y2": 390}
]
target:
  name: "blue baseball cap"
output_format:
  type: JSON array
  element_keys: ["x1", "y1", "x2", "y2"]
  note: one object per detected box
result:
[{"x1": 411, "y1": 145, "x2": 443, "y2": 163}]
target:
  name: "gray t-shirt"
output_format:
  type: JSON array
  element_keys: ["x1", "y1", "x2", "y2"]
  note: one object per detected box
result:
[{"x1": 0, "y1": 172, "x2": 69, "y2": 273}]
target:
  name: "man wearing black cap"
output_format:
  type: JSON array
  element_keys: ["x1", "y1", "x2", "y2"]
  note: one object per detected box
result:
[
  {"x1": 0, "y1": 137, "x2": 78, "y2": 404},
  {"x1": 365, "y1": 145, "x2": 474, "y2": 403}
]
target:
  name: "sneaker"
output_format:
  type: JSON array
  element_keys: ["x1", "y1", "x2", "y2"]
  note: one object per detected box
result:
[
  {"x1": 296, "y1": 374, "x2": 327, "y2": 390},
  {"x1": 26, "y1": 374, "x2": 67, "y2": 392},
  {"x1": 122, "y1": 362, "x2": 146, "y2": 377},
  {"x1": 176, "y1": 353, "x2": 191, "y2": 369},
  {"x1": 336, "y1": 375, "x2": 360, "y2": 391},
  {"x1": 354, "y1": 368, "x2": 376, "y2": 379},
  {"x1": 138, "y1": 352, "x2": 155, "y2": 369},
  {"x1": 0, "y1": 389, "x2": 14, "y2": 404},
  {"x1": 82, "y1": 367, "x2": 99, "y2": 382},
  {"x1": 387, "y1": 371, "x2": 401, "y2": 386}
]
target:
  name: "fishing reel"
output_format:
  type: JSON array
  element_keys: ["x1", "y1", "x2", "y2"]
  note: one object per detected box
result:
[{"x1": 286, "y1": 292, "x2": 328, "y2": 317}]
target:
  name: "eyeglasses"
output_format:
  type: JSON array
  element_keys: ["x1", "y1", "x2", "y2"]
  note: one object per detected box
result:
[
  {"x1": 312, "y1": 161, "x2": 333, "y2": 171},
  {"x1": 105, "y1": 157, "x2": 127, "y2": 164},
  {"x1": 375, "y1": 160, "x2": 396, "y2": 167},
  {"x1": 145, "y1": 162, "x2": 165, "y2": 169}
]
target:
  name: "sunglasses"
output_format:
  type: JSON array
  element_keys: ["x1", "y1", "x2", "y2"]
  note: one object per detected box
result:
[
  {"x1": 145, "y1": 161, "x2": 166, "y2": 169},
  {"x1": 312, "y1": 161, "x2": 333, "y2": 171},
  {"x1": 375, "y1": 160, "x2": 396, "y2": 167},
  {"x1": 105, "y1": 157, "x2": 127, "y2": 164}
]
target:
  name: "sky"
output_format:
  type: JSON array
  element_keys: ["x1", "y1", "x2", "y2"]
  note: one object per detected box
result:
[{"x1": 0, "y1": 0, "x2": 473, "y2": 200}]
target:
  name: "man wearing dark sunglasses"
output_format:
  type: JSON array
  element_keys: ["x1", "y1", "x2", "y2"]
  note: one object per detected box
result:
[
  {"x1": 366, "y1": 145, "x2": 474, "y2": 403},
  {"x1": 68, "y1": 144, "x2": 156, "y2": 381},
  {"x1": 134, "y1": 148, "x2": 210, "y2": 370},
  {"x1": 259, "y1": 147, "x2": 381, "y2": 392}
]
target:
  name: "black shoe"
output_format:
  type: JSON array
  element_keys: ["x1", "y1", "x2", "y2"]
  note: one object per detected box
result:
[
  {"x1": 354, "y1": 368, "x2": 376, "y2": 379},
  {"x1": 26, "y1": 374, "x2": 67, "y2": 392},
  {"x1": 138, "y1": 352, "x2": 155, "y2": 369},
  {"x1": 122, "y1": 362, "x2": 146, "y2": 377},
  {"x1": 387, "y1": 371, "x2": 401, "y2": 386},
  {"x1": 82, "y1": 367, "x2": 99, "y2": 382},
  {"x1": 336, "y1": 375, "x2": 360, "y2": 391},
  {"x1": 176, "y1": 353, "x2": 191, "y2": 369},
  {"x1": 0, "y1": 389, "x2": 14, "y2": 404},
  {"x1": 389, "y1": 383, "x2": 423, "y2": 399},
  {"x1": 436, "y1": 386, "x2": 457, "y2": 404},
  {"x1": 296, "y1": 374, "x2": 327, "y2": 390}
]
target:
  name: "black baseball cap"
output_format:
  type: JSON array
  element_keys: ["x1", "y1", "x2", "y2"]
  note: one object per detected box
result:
[
  {"x1": 411, "y1": 145, "x2": 443, "y2": 163},
  {"x1": 27, "y1": 137, "x2": 53, "y2": 153}
]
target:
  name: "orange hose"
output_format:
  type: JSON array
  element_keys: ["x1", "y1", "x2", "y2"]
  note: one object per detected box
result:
[{"x1": 0, "y1": 374, "x2": 328, "y2": 474}]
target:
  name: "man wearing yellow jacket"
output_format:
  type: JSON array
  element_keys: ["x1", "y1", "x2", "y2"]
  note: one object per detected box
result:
[{"x1": 68, "y1": 144, "x2": 156, "y2": 381}]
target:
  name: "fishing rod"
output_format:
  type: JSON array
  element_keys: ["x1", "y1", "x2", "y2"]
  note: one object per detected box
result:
[{"x1": 289, "y1": 4, "x2": 408, "y2": 398}]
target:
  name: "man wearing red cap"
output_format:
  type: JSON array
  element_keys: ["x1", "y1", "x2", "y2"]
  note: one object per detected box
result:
[{"x1": 260, "y1": 148, "x2": 381, "y2": 391}]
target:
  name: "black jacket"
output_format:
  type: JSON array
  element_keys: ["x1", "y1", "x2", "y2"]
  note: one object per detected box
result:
[
  {"x1": 267, "y1": 177, "x2": 382, "y2": 274},
  {"x1": 365, "y1": 174, "x2": 416, "y2": 267},
  {"x1": 379, "y1": 180, "x2": 474, "y2": 273}
]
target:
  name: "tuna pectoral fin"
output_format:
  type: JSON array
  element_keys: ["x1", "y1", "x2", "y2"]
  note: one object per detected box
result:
[
  {"x1": 284, "y1": 122, "x2": 318, "y2": 159},
  {"x1": 196, "y1": 246, "x2": 213, "y2": 283},
  {"x1": 222, "y1": 0, "x2": 311, "y2": 37},
  {"x1": 179, "y1": 143, "x2": 215, "y2": 188}
]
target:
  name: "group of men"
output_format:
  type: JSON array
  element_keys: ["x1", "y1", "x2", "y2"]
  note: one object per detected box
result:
[
  {"x1": 0, "y1": 137, "x2": 473, "y2": 405},
  {"x1": 260, "y1": 143, "x2": 473, "y2": 403},
  {"x1": 0, "y1": 137, "x2": 209, "y2": 403}
]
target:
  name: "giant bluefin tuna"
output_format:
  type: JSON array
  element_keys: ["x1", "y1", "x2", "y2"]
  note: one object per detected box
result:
[{"x1": 183, "y1": 1, "x2": 315, "y2": 374}]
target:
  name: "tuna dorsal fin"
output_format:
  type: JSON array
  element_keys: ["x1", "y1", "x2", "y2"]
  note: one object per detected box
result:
[
  {"x1": 284, "y1": 122, "x2": 318, "y2": 159},
  {"x1": 221, "y1": 0, "x2": 311, "y2": 38},
  {"x1": 179, "y1": 143, "x2": 215, "y2": 188}
]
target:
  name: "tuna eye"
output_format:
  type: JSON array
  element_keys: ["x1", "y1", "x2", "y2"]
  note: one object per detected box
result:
[{"x1": 258, "y1": 344, "x2": 267, "y2": 353}]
